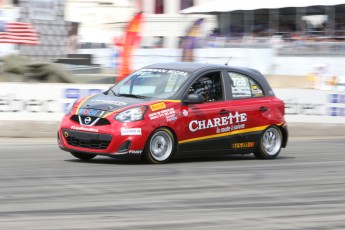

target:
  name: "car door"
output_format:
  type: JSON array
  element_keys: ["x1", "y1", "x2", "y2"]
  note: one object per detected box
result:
[
  {"x1": 178, "y1": 70, "x2": 233, "y2": 153},
  {"x1": 226, "y1": 71, "x2": 273, "y2": 151}
]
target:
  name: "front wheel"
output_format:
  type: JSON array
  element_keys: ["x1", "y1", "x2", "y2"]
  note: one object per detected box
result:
[
  {"x1": 70, "y1": 152, "x2": 96, "y2": 160},
  {"x1": 144, "y1": 128, "x2": 176, "y2": 164},
  {"x1": 254, "y1": 126, "x2": 282, "y2": 159}
]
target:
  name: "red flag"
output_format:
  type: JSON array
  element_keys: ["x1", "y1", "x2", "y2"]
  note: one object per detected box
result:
[
  {"x1": 0, "y1": 21, "x2": 39, "y2": 45},
  {"x1": 117, "y1": 12, "x2": 143, "y2": 82}
]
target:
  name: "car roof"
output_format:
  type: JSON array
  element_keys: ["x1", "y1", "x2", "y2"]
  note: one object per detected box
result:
[
  {"x1": 143, "y1": 62, "x2": 262, "y2": 75},
  {"x1": 144, "y1": 62, "x2": 226, "y2": 72}
]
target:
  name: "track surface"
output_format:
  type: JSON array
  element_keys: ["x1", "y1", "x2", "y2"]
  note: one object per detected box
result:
[{"x1": 1, "y1": 138, "x2": 345, "y2": 230}]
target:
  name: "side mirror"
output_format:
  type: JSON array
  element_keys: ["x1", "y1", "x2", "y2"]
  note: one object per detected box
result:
[{"x1": 183, "y1": 94, "x2": 205, "y2": 104}]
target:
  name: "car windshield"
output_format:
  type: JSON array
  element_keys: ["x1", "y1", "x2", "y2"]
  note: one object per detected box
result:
[{"x1": 109, "y1": 68, "x2": 190, "y2": 99}]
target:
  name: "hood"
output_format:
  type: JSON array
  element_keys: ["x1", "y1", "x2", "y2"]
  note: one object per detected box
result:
[{"x1": 77, "y1": 94, "x2": 148, "y2": 117}]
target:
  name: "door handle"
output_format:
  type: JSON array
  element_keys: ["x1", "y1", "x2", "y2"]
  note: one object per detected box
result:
[
  {"x1": 219, "y1": 109, "x2": 230, "y2": 115},
  {"x1": 259, "y1": 107, "x2": 268, "y2": 112}
]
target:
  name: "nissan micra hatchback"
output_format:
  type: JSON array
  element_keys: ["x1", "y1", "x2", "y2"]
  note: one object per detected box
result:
[{"x1": 58, "y1": 62, "x2": 288, "y2": 163}]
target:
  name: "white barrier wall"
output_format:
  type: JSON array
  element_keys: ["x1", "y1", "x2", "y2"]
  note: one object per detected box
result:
[
  {"x1": 0, "y1": 83, "x2": 344, "y2": 123},
  {"x1": 274, "y1": 89, "x2": 345, "y2": 123},
  {"x1": 0, "y1": 83, "x2": 108, "y2": 121}
]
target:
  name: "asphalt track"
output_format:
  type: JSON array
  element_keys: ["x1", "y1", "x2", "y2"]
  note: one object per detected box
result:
[{"x1": 1, "y1": 138, "x2": 345, "y2": 230}]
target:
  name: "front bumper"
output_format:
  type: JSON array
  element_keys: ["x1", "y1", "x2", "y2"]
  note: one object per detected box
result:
[
  {"x1": 61, "y1": 129, "x2": 112, "y2": 150},
  {"x1": 57, "y1": 116, "x2": 150, "y2": 157}
]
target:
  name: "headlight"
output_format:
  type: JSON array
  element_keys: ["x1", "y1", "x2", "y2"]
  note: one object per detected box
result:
[
  {"x1": 65, "y1": 100, "x2": 77, "y2": 115},
  {"x1": 115, "y1": 106, "x2": 147, "y2": 122}
]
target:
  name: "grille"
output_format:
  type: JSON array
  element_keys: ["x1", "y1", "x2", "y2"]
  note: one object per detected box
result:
[
  {"x1": 66, "y1": 137, "x2": 111, "y2": 149},
  {"x1": 63, "y1": 129, "x2": 112, "y2": 150},
  {"x1": 71, "y1": 115, "x2": 79, "y2": 123},
  {"x1": 70, "y1": 115, "x2": 111, "y2": 126},
  {"x1": 94, "y1": 117, "x2": 111, "y2": 126}
]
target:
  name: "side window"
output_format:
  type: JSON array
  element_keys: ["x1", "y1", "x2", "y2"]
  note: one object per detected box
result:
[
  {"x1": 228, "y1": 72, "x2": 264, "y2": 99},
  {"x1": 188, "y1": 72, "x2": 223, "y2": 102}
]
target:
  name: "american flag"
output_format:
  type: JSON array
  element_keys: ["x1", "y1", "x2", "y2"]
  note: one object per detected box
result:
[{"x1": 0, "y1": 21, "x2": 39, "y2": 45}]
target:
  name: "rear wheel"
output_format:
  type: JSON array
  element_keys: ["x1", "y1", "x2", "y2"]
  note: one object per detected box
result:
[
  {"x1": 70, "y1": 152, "x2": 96, "y2": 160},
  {"x1": 254, "y1": 126, "x2": 282, "y2": 159},
  {"x1": 144, "y1": 128, "x2": 176, "y2": 164}
]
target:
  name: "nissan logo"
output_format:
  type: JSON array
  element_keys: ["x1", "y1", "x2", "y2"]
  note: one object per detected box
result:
[{"x1": 84, "y1": 116, "x2": 92, "y2": 125}]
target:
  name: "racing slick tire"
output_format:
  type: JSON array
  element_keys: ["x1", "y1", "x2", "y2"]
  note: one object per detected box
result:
[
  {"x1": 70, "y1": 152, "x2": 96, "y2": 160},
  {"x1": 144, "y1": 128, "x2": 176, "y2": 164},
  {"x1": 254, "y1": 125, "x2": 282, "y2": 159}
]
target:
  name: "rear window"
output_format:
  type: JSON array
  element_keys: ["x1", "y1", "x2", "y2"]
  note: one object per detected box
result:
[{"x1": 228, "y1": 72, "x2": 264, "y2": 99}]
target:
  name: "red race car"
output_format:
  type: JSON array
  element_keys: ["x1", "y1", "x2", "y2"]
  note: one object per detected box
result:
[{"x1": 58, "y1": 62, "x2": 288, "y2": 163}]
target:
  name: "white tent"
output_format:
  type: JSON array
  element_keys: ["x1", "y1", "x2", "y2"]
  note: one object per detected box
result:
[{"x1": 181, "y1": 0, "x2": 345, "y2": 14}]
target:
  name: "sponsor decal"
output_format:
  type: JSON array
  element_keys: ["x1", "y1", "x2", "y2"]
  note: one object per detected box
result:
[
  {"x1": 128, "y1": 150, "x2": 143, "y2": 155},
  {"x1": 78, "y1": 108, "x2": 104, "y2": 117},
  {"x1": 71, "y1": 126, "x2": 99, "y2": 132},
  {"x1": 149, "y1": 108, "x2": 175, "y2": 120},
  {"x1": 150, "y1": 102, "x2": 166, "y2": 111},
  {"x1": 121, "y1": 128, "x2": 142, "y2": 136},
  {"x1": 182, "y1": 109, "x2": 188, "y2": 116},
  {"x1": 216, "y1": 124, "x2": 245, "y2": 133},
  {"x1": 166, "y1": 70, "x2": 188, "y2": 76},
  {"x1": 90, "y1": 99, "x2": 127, "y2": 106},
  {"x1": 189, "y1": 111, "x2": 247, "y2": 132},
  {"x1": 166, "y1": 116, "x2": 177, "y2": 122},
  {"x1": 139, "y1": 68, "x2": 168, "y2": 73},
  {"x1": 138, "y1": 69, "x2": 188, "y2": 76},
  {"x1": 231, "y1": 142, "x2": 255, "y2": 149}
]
